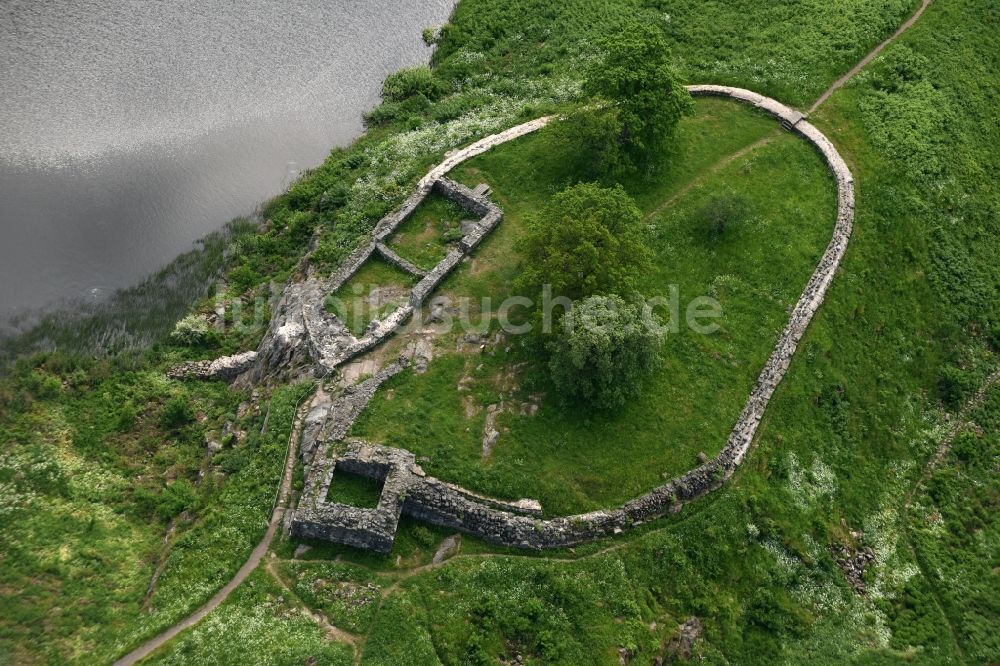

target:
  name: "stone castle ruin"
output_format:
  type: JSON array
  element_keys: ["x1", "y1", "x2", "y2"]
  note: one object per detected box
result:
[{"x1": 174, "y1": 86, "x2": 855, "y2": 554}]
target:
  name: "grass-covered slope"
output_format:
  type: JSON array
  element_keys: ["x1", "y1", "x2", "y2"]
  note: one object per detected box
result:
[
  {"x1": 143, "y1": 568, "x2": 353, "y2": 666},
  {"x1": 347, "y1": 1, "x2": 1000, "y2": 663},
  {"x1": 0, "y1": 361, "x2": 311, "y2": 663},
  {"x1": 2, "y1": 0, "x2": 999, "y2": 662}
]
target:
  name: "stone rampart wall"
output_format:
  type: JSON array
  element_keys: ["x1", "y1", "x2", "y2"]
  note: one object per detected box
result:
[
  {"x1": 392, "y1": 85, "x2": 855, "y2": 548},
  {"x1": 279, "y1": 86, "x2": 854, "y2": 552}
]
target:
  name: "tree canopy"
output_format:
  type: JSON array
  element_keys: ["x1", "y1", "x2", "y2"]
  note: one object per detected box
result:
[
  {"x1": 577, "y1": 24, "x2": 693, "y2": 170},
  {"x1": 515, "y1": 182, "x2": 651, "y2": 303},
  {"x1": 548, "y1": 294, "x2": 663, "y2": 410}
]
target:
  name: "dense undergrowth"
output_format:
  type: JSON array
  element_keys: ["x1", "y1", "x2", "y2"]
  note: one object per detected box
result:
[
  {"x1": 2, "y1": 0, "x2": 999, "y2": 662},
  {"x1": 145, "y1": 568, "x2": 353, "y2": 666},
  {"x1": 0, "y1": 359, "x2": 311, "y2": 662}
]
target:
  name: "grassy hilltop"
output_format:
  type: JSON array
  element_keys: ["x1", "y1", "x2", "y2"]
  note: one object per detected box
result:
[{"x1": 2, "y1": 0, "x2": 999, "y2": 663}]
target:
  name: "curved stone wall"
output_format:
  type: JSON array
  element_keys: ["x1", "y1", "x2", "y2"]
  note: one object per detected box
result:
[
  {"x1": 395, "y1": 86, "x2": 854, "y2": 548},
  {"x1": 281, "y1": 86, "x2": 855, "y2": 550}
]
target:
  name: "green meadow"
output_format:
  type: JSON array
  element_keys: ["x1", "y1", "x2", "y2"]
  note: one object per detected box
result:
[{"x1": 2, "y1": 0, "x2": 998, "y2": 663}]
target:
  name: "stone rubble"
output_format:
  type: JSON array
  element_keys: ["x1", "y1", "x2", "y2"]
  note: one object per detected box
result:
[
  {"x1": 832, "y1": 541, "x2": 876, "y2": 594},
  {"x1": 431, "y1": 534, "x2": 461, "y2": 564},
  {"x1": 660, "y1": 617, "x2": 703, "y2": 663},
  {"x1": 167, "y1": 351, "x2": 257, "y2": 381}
]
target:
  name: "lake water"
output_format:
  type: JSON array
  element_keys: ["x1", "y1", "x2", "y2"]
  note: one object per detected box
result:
[{"x1": 0, "y1": 0, "x2": 454, "y2": 319}]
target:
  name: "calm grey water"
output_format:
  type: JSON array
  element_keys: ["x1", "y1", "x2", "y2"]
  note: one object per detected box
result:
[{"x1": 0, "y1": 0, "x2": 454, "y2": 318}]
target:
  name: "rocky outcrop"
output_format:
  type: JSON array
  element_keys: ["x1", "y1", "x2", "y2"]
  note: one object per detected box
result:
[
  {"x1": 299, "y1": 400, "x2": 332, "y2": 465},
  {"x1": 832, "y1": 542, "x2": 875, "y2": 594},
  {"x1": 235, "y1": 278, "x2": 322, "y2": 386},
  {"x1": 431, "y1": 534, "x2": 461, "y2": 564},
  {"x1": 168, "y1": 351, "x2": 257, "y2": 382},
  {"x1": 662, "y1": 617, "x2": 703, "y2": 663}
]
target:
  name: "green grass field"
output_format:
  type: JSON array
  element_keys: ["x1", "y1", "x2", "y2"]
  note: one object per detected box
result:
[
  {"x1": 2, "y1": 0, "x2": 999, "y2": 662},
  {"x1": 326, "y1": 469, "x2": 385, "y2": 508},
  {"x1": 386, "y1": 192, "x2": 468, "y2": 270}
]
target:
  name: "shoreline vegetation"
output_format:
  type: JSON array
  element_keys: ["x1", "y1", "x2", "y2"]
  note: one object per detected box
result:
[
  {"x1": 0, "y1": 217, "x2": 258, "y2": 368},
  {"x1": 3, "y1": 0, "x2": 999, "y2": 663}
]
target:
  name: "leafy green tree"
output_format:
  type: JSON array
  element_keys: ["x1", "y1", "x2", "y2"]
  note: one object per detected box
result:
[
  {"x1": 515, "y1": 183, "x2": 651, "y2": 302},
  {"x1": 548, "y1": 294, "x2": 663, "y2": 410},
  {"x1": 552, "y1": 107, "x2": 624, "y2": 179},
  {"x1": 580, "y1": 24, "x2": 692, "y2": 169}
]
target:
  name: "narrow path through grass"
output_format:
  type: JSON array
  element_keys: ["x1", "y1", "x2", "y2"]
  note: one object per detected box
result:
[
  {"x1": 112, "y1": 385, "x2": 318, "y2": 666},
  {"x1": 809, "y1": 0, "x2": 934, "y2": 112},
  {"x1": 642, "y1": 131, "x2": 779, "y2": 223},
  {"x1": 264, "y1": 559, "x2": 363, "y2": 649}
]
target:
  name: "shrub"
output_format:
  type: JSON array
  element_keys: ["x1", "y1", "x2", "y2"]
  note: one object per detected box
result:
[
  {"x1": 381, "y1": 65, "x2": 448, "y2": 104},
  {"x1": 951, "y1": 431, "x2": 982, "y2": 465},
  {"x1": 341, "y1": 152, "x2": 366, "y2": 170},
  {"x1": 697, "y1": 190, "x2": 750, "y2": 238},
  {"x1": 170, "y1": 314, "x2": 211, "y2": 346},
  {"x1": 24, "y1": 370, "x2": 61, "y2": 400},
  {"x1": 548, "y1": 294, "x2": 663, "y2": 410},
  {"x1": 161, "y1": 394, "x2": 195, "y2": 430},
  {"x1": 114, "y1": 402, "x2": 138, "y2": 432},
  {"x1": 989, "y1": 323, "x2": 1000, "y2": 353},
  {"x1": 319, "y1": 182, "x2": 350, "y2": 211},
  {"x1": 220, "y1": 448, "x2": 248, "y2": 475},
  {"x1": 937, "y1": 365, "x2": 976, "y2": 410},
  {"x1": 411, "y1": 525, "x2": 437, "y2": 548},
  {"x1": 871, "y1": 45, "x2": 931, "y2": 93},
  {"x1": 156, "y1": 479, "x2": 197, "y2": 520}
]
